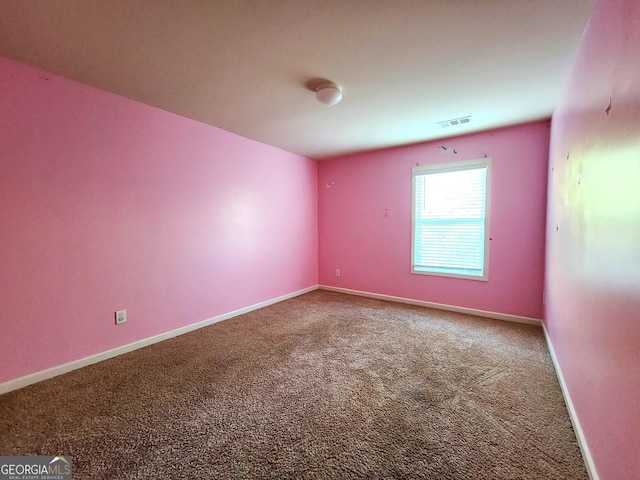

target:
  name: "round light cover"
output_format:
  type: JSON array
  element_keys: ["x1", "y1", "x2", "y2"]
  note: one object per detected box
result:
[{"x1": 316, "y1": 83, "x2": 342, "y2": 106}]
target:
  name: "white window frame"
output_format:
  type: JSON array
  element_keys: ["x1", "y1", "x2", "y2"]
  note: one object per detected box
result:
[{"x1": 411, "y1": 158, "x2": 491, "y2": 281}]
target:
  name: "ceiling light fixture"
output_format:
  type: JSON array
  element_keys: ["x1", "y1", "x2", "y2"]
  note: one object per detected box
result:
[{"x1": 315, "y1": 82, "x2": 342, "y2": 106}]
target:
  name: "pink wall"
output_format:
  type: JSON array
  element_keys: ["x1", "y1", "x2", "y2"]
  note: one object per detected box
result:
[
  {"x1": 319, "y1": 122, "x2": 549, "y2": 319},
  {"x1": 0, "y1": 56, "x2": 318, "y2": 384},
  {"x1": 545, "y1": 0, "x2": 640, "y2": 477}
]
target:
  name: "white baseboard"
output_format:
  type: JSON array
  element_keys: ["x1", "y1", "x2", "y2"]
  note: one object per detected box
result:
[
  {"x1": 0, "y1": 285, "x2": 319, "y2": 395},
  {"x1": 542, "y1": 325, "x2": 599, "y2": 480},
  {"x1": 2, "y1": 282, "x2": 597, "y2": 480},
  {"x1": 319, "y1": 285, "x2": 542, "y2": 325}
]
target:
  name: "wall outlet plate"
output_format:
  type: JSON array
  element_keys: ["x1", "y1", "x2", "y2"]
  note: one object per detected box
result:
[{"x1": 115, "y1": 309, "x2": 127, "y2": 325}]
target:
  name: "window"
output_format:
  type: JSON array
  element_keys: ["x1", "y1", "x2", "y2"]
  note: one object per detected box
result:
[{"x1": 411, "y1": 158, "x2": 491, "y2": 280}]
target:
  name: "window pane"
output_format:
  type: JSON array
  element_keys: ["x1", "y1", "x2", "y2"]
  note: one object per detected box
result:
[
  {"x1": 420, "y1": 169, "x2": 486, "y2": 219},
  {"x1": 415, "y1": 221, "x2": 484, "y2": 270}
]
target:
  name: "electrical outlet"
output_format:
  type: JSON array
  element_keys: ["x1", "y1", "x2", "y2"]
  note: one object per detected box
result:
[
  {"x1": 115, "y1": 309, "x2": 127, "y2": 325},
  {"x1": 335, "y1": 269, "x2": 341, "y2": 277}
]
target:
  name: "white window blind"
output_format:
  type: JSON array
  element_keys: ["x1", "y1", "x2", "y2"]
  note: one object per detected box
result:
[{"x1": 412, "y1": 158, "x2": 491, "y2": 280}]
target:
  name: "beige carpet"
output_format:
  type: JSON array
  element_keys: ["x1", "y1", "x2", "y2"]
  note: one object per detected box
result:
[{"x1": 0, "y1": 290, "x2": 587, "y2": 479}]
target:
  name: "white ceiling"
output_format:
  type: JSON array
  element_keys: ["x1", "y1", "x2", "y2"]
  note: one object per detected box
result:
[{"x1": 0, "y1": 1, "x2": 594, "y2": 159}]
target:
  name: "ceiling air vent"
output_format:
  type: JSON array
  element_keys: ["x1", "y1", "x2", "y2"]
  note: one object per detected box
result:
[{"x1": 437, "y1": 116, "x2": 471, "y2": 128}]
